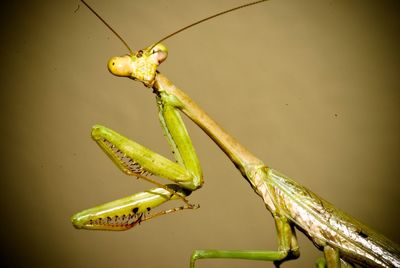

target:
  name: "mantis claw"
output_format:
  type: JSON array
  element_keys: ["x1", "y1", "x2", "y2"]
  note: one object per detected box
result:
[{"x1": 71, "y1": 186, "x2": 190, "y2": 231}]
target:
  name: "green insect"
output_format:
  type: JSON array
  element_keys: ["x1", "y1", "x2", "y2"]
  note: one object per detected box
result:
[{"x1": 71, "y1": 1, "x2": 400, "y2": 267}]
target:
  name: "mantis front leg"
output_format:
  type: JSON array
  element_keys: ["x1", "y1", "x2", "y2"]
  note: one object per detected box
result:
[{"x1": 71, "y1": 90, "x2": 203, "y2": 230}]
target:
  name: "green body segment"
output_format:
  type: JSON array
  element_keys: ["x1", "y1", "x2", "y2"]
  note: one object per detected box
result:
[
  {"x1": 157, "y1": 93, "x2": 203, "y2": 190},
  {"x1": 91, "y1": 125, "x2": 195, "y2": 184}
]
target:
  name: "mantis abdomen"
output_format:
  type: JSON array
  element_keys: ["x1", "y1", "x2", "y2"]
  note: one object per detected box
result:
[{"x1": 264, "y1": 168, "x2": 400, "y2": 267}]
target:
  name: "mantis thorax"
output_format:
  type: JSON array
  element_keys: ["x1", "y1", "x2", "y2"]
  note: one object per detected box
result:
[{"x1": 107, "y1": 43, "x2": 168, "y2": 87}]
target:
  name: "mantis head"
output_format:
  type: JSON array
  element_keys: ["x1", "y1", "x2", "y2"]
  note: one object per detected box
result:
[
  {"x1": 81, "y1": 0, "x2": 266, "y2": 87},
  {"x1": 107, "y1": 43, "x2": 168, "y2": 87}
]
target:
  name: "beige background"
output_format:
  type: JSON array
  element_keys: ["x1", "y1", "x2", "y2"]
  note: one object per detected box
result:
[{"x1": 1, "y1": 1, "x2": 399, "y2": 267}]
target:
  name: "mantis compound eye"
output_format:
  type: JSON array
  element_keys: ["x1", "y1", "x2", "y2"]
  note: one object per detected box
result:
[
  {"x1": 150, "y1": 43, "x2": 168, "y2": 64},
  {"x1": 107, "y1": 55, "x2": 132, "y2": 77}
]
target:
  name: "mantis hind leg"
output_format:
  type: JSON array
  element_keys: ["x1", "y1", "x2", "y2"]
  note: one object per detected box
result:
[
  {"x1": 190, "y1": 215, "x2": 300, "y2": 267},
  {"x1": 315, "y1": 246, "x2": 354, "y2": 268}
]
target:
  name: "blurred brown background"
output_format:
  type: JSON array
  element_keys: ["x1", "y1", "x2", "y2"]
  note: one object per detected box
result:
[{"x1": 1, "y1": 1, "x2": 399, "y2": 267}]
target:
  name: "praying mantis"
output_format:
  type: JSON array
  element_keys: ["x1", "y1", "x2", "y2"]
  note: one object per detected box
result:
[{"x1": 71, "y1": 1, "x2": 400, "y2": 267}]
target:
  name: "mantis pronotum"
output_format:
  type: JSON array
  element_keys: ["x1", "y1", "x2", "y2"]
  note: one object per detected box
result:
[{"x1": 71, "y1": 1, "x2": 400, "y2": 267}]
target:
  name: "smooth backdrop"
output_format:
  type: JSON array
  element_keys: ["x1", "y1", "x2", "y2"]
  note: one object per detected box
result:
[{"x1": 1, "y1": 1, "x2": 399, "y2": 267}]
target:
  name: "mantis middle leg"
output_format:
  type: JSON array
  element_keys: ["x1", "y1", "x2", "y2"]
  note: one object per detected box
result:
[{"x1": 190, "y1": 215, "x2": 300, "y2": 267}]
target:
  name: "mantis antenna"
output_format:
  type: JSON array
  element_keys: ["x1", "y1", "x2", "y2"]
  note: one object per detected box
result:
[
  {"x1": 150, "y1": 0, "x2": 269, "y2": 50},
  {"x1": 79, "y1": 0, "x2": 268, "y2": 53},
  {"x1": 80, "y1": 0, "x2": 133, "y2": 54}
]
